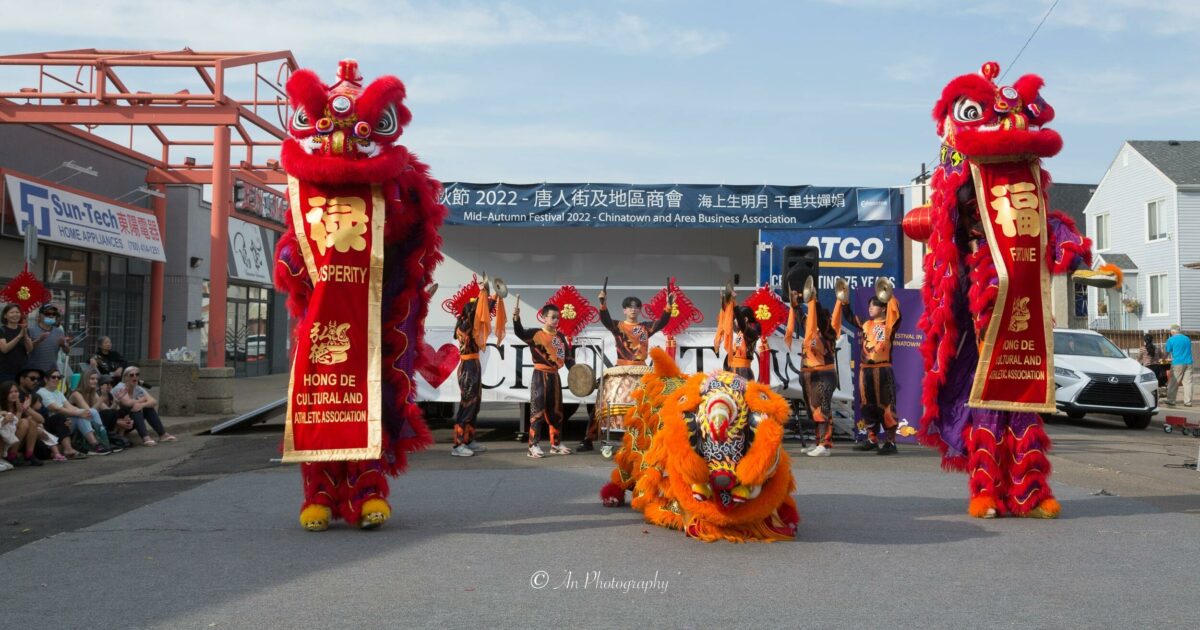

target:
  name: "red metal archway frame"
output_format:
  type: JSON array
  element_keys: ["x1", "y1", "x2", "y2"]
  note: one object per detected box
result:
[{"x1": 0, "y1": 48, "x2": 299, "y2": 367}]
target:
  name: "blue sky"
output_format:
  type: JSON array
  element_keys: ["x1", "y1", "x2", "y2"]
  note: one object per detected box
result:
[{"x1": 0, "y1": 0, "x2": 1196, "y2": 188}]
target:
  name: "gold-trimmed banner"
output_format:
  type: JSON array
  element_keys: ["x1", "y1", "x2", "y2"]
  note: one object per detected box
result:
[
  {"x1": 968, "y1": 161, "x2": 1056, "y2": 413},
  {"x1": 282, "y1": 177, "x2": 385, "y2": 462}
]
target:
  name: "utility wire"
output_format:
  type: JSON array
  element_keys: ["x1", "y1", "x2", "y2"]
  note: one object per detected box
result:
[{"x1": 1000, "y1": 0, "x2": 1060, "y2": 82}]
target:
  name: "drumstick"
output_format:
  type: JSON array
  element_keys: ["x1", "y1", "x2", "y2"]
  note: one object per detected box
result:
[{"x1": 602, "y1": 276, "x2": 608, "y2": 294}]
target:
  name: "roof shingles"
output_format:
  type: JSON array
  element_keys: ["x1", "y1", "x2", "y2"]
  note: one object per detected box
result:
[{"x1": 1128, "y1": 140, "x2": 1200, "y2": 186}]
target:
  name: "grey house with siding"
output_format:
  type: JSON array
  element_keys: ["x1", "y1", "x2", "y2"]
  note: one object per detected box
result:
[{"x1": 1084, "y1": 140, "x2": 1200, "y2": 331}]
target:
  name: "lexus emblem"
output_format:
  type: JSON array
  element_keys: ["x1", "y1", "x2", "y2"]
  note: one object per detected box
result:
[{"x1": 1108, "y1": 376, "x2": 1119, "y2": 384}]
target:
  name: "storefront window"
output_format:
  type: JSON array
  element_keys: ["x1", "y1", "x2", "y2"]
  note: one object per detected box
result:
[
  {"x1": 225, "y1": 282, "x2": 272, "y2": 377},
  {"x1": 43, "y1": 246, "x2": 144, "y2": 370}
]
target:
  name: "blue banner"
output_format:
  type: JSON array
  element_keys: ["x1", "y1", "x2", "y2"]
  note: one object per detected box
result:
[
  {"x1": 756, "y1": 224, "x2": 903, "y2": 304},
  {"x1": 439, "y1": 182, "x2": 902, "y2": 229}
]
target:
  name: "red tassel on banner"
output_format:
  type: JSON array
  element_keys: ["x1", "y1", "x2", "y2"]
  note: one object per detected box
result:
[{"x1": 757, "y1": 338, "x2": 771, "y2": 385}]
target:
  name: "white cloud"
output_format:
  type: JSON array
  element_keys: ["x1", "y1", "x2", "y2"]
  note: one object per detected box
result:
[
  {"x1": 883, "y1": 54, "x2": 935, "y2": 83},
  {"x1": 0, "y1": 1, "x2": 728, "y2": 58},
  {"x1": 818, "y1": 0, "x2": 1200, "y2": 35}
]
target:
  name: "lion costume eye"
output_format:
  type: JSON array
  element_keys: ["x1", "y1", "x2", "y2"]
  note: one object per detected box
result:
[
  {"x1": 952, "y1": 97, "x2": 984, "y2": 123},
  {"x1": 292, "y1": 107, "x2": 312, "y2": 130},
  {"x1": 374, "y1": 105, "x2": 398, "y2": 135}
]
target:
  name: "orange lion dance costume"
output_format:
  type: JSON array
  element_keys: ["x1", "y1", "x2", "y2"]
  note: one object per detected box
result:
[
  {"x1": 274, "y1": 60, "x2": 445, "y2": 530},
  {"x1": 601, "y1": 349, "x2": 799, "y2": 542},
  {"x1": 904, "y1": 62, "x2": 1118, "y2": 519}
]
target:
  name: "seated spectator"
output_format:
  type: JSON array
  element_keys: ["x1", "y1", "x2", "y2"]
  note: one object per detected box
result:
[
  {"x1": 98, "y1": 374, "x2": 116, "y2": 407},
  {"x1": 112, "y1": 365, "x2": 176, "y2": 446},
  {"x1": 71, "y1": 366, "x2": 131, "y2": 451},
  {"x1": 14, "y1": 367, "x2": 78, "y2": 462},
  {"x1": 1, "y1": 304, "x2": 33, "y2": 384},
  {"x1": 38, "y1": 369, "x2": 112, "y2": 455},
  {"x1": 89, "y1": 336, "x2": 128, "y2": 381},
  {"x1": 2, "y1": 380, "x2": 43, "y2": 467}
]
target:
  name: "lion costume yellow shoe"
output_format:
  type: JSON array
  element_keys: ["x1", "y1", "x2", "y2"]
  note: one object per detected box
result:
[{"x1": 600, "y1": 349, "x2": 799, "y2": 543}]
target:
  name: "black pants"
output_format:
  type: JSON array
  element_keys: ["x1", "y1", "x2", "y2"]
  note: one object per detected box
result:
[
  {"x1": 529, "y1": 370, "x2": 563, "y2": 447},
  {"x1": 859, "y1": 365, "x2": 898, "y2": 444},
  {"x1": 454, "y1": 359, "x2": 481, "y2": 446},
  {"x1": 125, "y1": 406, "x2": 166, "y2": 438}
]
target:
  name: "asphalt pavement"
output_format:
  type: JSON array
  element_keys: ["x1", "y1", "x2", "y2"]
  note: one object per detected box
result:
[{"x1": 1, "y1": 376, "x2": 1199, "y2": 629}]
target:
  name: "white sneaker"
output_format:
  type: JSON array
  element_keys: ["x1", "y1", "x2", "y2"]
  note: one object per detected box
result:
[
  {"x1": 465, "y1": 441, "x2": 487, "y2": 453},
  {"x1": 549, "y1": 444, "x2": 572, "y2": 455},
  {"x1": 806, "y1": 445, "x2": 831, "y2": 457},
  {"x1": 451, "y1": 444, "x2": 474, "y2": 457},
  {"x1": 527, "y1": 444, "x2": 545, "y2": 459},
  {"x1": 0, "y1": 459, "x2": 12, "y2": 472},
  {"x1": 799, "y1": 444, "x2": 815, "y2": 454}
]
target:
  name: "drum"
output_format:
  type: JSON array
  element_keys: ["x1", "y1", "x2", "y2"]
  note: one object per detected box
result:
[
  {"x1": 567, "y1": 364, "x2": 597, "y2": 397},
  {"x1": 596, "y1": 365, "x2": 652, "y2": 431}
]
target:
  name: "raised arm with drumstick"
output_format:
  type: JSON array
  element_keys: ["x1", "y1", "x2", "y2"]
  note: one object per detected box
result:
[{"x1": 579, "y1": 280, "x2": 675, "y2": 452}]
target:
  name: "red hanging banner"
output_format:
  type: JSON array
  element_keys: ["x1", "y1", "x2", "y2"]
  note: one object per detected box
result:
[
  {"x1": 969, "y1": 160, "x2": 1055, "y2": 412},
  {"x1": 282, "y1": 177, "x2": 385, "y2": 462}
]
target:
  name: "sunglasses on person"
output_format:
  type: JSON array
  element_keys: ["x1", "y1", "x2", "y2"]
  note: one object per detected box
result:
[
  {"x1": 47, "y1": 374, "x2": 62, "y2": 381},
  {"x1": 125, "y1": 372, "x2": 139, "y2": 379}
]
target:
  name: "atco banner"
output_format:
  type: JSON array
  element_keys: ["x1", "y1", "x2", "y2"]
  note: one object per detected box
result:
[
  {"x1": 439, "y1": 183, "x2": 902, "y2": 229},
  {"x1": 757, "y1": 224, "x2": 903, "y2": 304},
  {"x1": 4, "y1": 173, "x2": 165, "y2": 262}
]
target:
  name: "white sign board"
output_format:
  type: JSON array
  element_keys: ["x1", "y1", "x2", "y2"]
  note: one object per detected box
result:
[
  {"x1": 227, "y1": 217, "x2": 272, "y2": 285},
  {"x1": 412, "y1": 327, "x2": 853, "y2": 404},
  {"x1": 5, "y1": 174, "x2": 166, "y2": 262}
]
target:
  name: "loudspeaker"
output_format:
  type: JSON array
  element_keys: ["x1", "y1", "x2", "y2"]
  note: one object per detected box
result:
[{"x1": 782, "y1": 245, "x2": 820, "y2": 295}]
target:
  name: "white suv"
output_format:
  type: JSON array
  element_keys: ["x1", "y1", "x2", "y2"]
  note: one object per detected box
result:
[{"x1": 1052, "y1": 329, "x2": 1159, "y2": 429}]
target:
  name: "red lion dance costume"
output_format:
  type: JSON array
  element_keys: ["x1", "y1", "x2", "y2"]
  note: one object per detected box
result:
[
  {"x1": 274, "y1": 60, "x2": 444, "y2": 531},
  {"x1": 904, "y1": 62, "x2": 1117, "y2": 519}
]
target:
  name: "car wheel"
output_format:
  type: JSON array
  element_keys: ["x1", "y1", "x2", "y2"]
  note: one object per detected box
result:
[
  {"x1": 1066, "y1": 410, "x2": 1086, "y2": 420},
  {"x1": 1122, "y1": 414, "x2": 1152, "y2": 430}
]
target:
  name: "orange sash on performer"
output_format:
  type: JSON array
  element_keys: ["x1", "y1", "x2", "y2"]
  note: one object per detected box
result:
[
  {"x1": 282, "y1": 177, "x2": 385, "y2": 462},
  {"x1": 969, "y1": 160, "x2": 1055, "y2": 412}
]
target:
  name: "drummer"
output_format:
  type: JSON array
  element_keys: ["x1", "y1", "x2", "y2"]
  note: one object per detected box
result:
[
  {"x1": 513, "y1": 302, "x2": 575, "y2": 458},
  {"x1": 578, "y1": 289, "x2": 675, "y2": 452}
]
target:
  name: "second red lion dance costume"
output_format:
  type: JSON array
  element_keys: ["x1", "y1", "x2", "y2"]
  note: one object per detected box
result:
[
  {"x1": 905, "y1": 62, "x2": 1117, "y2": 519},
  {"x1": 275, "y1": 61, "x2": 445, "y2": 531}
]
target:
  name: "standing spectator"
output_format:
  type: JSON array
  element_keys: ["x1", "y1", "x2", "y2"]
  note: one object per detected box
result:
[
  {"x1": 15, "y1": 367, "x2": 79, "y2": 461},
  {"x1": 112, "y1": 365, "x2": 176, "y2": 446},
  {"x1": 38, "y1": 369, "x2": 112, "y2": 455},
  {"x1": 25, "y1": 303, "x2": 71, "y2": 375},
  {"x1": 1139, "y1": 332, "x2": 1166, "y2": 388},
  {"x1": 2, "y1": 380, "x2": 43, "y2": 467},
  {"x1": 71, "y1": 367, "x2": 131, "y2": 450},
  {"x1": 1, "y1": 304, "x2": 33, "y2": 383},
  {"x1": 1164, "y1": 325, "x2": 1194, "y2": 407},
  {"x1": 1139, "y1": 332, "x2": 1157, "y2": 366},
  {"x1": 89, "y1": 336, "x2": 128, "y2": 381}
]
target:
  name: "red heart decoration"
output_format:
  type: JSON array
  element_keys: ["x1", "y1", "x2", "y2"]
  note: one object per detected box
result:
[{"x1": 417, "y1": 342, "x2": 459, "y2": 388}]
